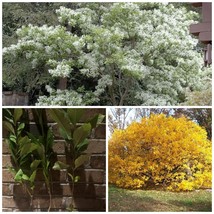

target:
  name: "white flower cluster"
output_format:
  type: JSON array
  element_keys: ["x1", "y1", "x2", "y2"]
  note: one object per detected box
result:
[
  {"x1": 56, "y1": 6, "x2": 96, "y2": 33},
  {"x1": 48, "y1": 60, "x2": 72, "y2": 78},
  {"x1": 37, "y1": 88, "x2": 84, "y2": 106},
  {"x1": 94, "y1": 75, "x2": 112, "y2": 97}
]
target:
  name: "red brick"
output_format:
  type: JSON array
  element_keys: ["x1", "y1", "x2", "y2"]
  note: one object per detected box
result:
[
  {"x1": 2, "y1": 183, "x2": 14, "y2": 196},
  {"x1": 2, "y1": 169, "x2": 14, "y2": 182},
  {"x1": 90, "y1": 155, "x2": 106, "y2": 169},
  {"x1": 80, "y1": 109, "x2": 106, "y2": 122},
  {"x1": 2, "y1": 140, "x2": 10, "y2": 154},
  {"x1": 87, "y1": 139, "x2": 105, "y2": 154},
  {"x1": 53, "y1": 141, "x2": 65, "y2": 154},
  {"x1": 2, "y1": 155, "x2": 12, "y2": 168},
  {"x1": 94, "y1": 124, "x2": 106, "y2": 139},
  {"x1": 53, "y1": 139, "x2": 106, "y2": 155},
  {"x1": 3, "y1": 196, "x2": 31, "y2": 209}
]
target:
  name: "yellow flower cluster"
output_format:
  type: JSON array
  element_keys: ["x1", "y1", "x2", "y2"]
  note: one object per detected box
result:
[{"x1": 109, "y1": 114, "x2": 211, "y2": 191}]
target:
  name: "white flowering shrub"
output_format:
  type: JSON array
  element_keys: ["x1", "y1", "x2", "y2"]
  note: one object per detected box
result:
[{"x1": 3, "y1": 3, "x2": 210, "y2": 105}]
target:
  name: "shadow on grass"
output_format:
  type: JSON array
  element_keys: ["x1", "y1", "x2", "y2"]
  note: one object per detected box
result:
[
  {"x1": 109, "y1": 189, "x2": 170, "y2": 212},
  {"x1": 109, "y1": 186, "x2": 212, "y2": 212},
  {"x1": 168, "y1": 199, "x2": 212, "y2": 212}
]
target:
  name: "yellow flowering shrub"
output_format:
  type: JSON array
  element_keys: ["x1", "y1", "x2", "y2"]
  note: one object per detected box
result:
[{"x1": 108, "y1": 114, "x2": 211, "y2": 191}]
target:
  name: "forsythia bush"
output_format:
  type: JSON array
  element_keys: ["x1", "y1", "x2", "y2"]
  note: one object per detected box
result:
[{"x1": 109, "y1": 114, "x2": 211, "y2": 191}]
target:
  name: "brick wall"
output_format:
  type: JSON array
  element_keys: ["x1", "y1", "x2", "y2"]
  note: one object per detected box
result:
[{"x1": 2, "y1": 108, "x2": 106, "y2": 212}]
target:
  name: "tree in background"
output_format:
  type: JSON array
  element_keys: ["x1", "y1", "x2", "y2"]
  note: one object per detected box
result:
[
  {"x1": 109, "y1": 114, "x2": 211, "y2": 191},
  {"x1": 108, "y1": 108, "x2": 133, "y2": 133},
  {"x1": 3, "y1": 3, "x2": 211, "y2": 105}
]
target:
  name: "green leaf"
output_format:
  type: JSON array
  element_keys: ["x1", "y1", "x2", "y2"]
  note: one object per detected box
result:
[
  {"x1": 17, "y1": 123, "x2": 25, "y2": 136},
  {"x1": 9, "y1": 135, "x2": 16, "y2": 143},
  {"x1": 73, "y1": 123, "x2": 91, "y2": 146},
  {"x1": 76, "y1": 139, "x2": 89, "y2": 153},
  {"x1": 30, "y1": 160, "x2": 41, "y2": 171},
  {"x1": 59, "y1": 127, "x2": 71, "y2": 140},
  {"x1": 3, "y1": 121, "x2": 15, "y2": 134},
  {"x1": 18, "y1": 135, "x2": 30, "y2": 146},
  {"x1": 53, "y1": 161, "x2": 70, "y2": 170},
  {"x1": 67, "y1": 109, "x2": 85, "y2": 125},
  {"x1": 74, "y1": 176, "x2": 80, "y2": 183},
  {"x1": 29, "y1": 171, "x2": 37, "y2": 189},
  {"x1": 14, "y1": 109, "x2": 23, "y2": 124},
  {"x1": 27, "y1": 132, "x2": 38, "y2": 143},
  {"x1": 20, "y1": 142, "x2": 38, "y2": 157},
  {"x1": 22, "y1": 174, "x2": 30, "y2": 181},
  {"x1": 3, "y1": 109, "x2": 14, "y2": 125},
  {"x1": 46, "y1": 129, "x2": 54, "y2": 150},
  {"x1": 87, "y1": 114, "x2": 105, "y2": 129},
  {"x1": 75, "y1": 154, "x2": 90, "y2": 169},
  {"x1": 18, "y1": 123, "x2": 25, "y2": 131},
  {"x1": 14, "y1": 169, "x2": 24, "y2": 181},
  {"x1": 36, "y1": 145, "x2": 45, "y2": 160},
  {"x1": 49, "y1": 109, "x2": 71, "y2": 139}
]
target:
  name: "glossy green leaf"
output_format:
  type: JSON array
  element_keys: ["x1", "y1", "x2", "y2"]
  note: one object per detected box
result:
[
  {"x1": 9, "y1": 135, "x2": 16, "y2": 144},
  {"x1": 46, "y1": 129, "x2": 54, "y2": 150},
  {"x1": 87, "y1": 114, "x2": 105, "y2": 129},
  {"x1": 3, "y1": 121, "x2": 15, "y2": 134},
  {"x1": 22, "y1": 174, "x2": 30, "y2": 181},
  {"x1": 18, "y1": 135, "x2": 30, "y2": 146},
  {"x1": 49, "y1": 109, "x2": 71, "y2": 139},
  {"x1": 18, "y1": 123, "x2": 25, "y2": 131},
  {"x1": 75, "y1": 154, "x2": 90, "y2": 169},
  {"x1": 73, "y1": 123, "x2": 91, "y2": 146},
  {"x1": 67, "y1": 109, "x2": 85, "y2": 125},
  {"x1": 74, "y1": 176, "x2": 80, "y2": 183},
  {"x1": 14, "y1": 169, "x2": 24, "y2": 181},
  {"x1": 20, "y1": 142, "x2": 38, "y2": 157},
  {"x1": 76, "y1": 139, "x2": 89, "y2": 153},
  {"x1": 29, "y1": 171, "x2": 37, "y2": 189},
  {"x1": 59, "y1": 127, "x2": 71, "y2": 141},
  {"x1": 14, "y1": 109, "x2": 23, "y2": 124},
  {"x1": 53, "y1": 161, "x2": 70, "y2": 170},
  {"x1": 30, "y1": 160, "x2": 41, "y2": 171}
]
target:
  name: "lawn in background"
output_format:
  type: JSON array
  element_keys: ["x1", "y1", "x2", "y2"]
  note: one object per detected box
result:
[{"x1": 109, "y1": 185, "x2": 212, "y2": 212}]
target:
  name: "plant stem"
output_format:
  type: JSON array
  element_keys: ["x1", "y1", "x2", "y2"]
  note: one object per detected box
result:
[{"x1": 48, "y1": 187, "x2": 52, "y2": 212}]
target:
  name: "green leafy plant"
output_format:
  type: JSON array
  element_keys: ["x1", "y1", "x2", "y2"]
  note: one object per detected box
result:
[
  {"x1": 3, "y1": 109, "x2": 55, "y2": 211},
  {"x1": 3, "y1": 109, "x2": 37, "y2": 207},
  {"x1": 49, "y1": 109, "x2": 104, "y2": 211},
  {"x1": 3, "y1": 108, "x2": 104, "y2": 211},
  {"x1": 27, "y1": 109, "x2": 55, "y2": 211}
]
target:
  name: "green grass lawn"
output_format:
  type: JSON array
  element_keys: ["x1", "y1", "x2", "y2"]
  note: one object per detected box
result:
[{"x1": 109, "y1": 185, "x2": 212, "y2": 212}]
